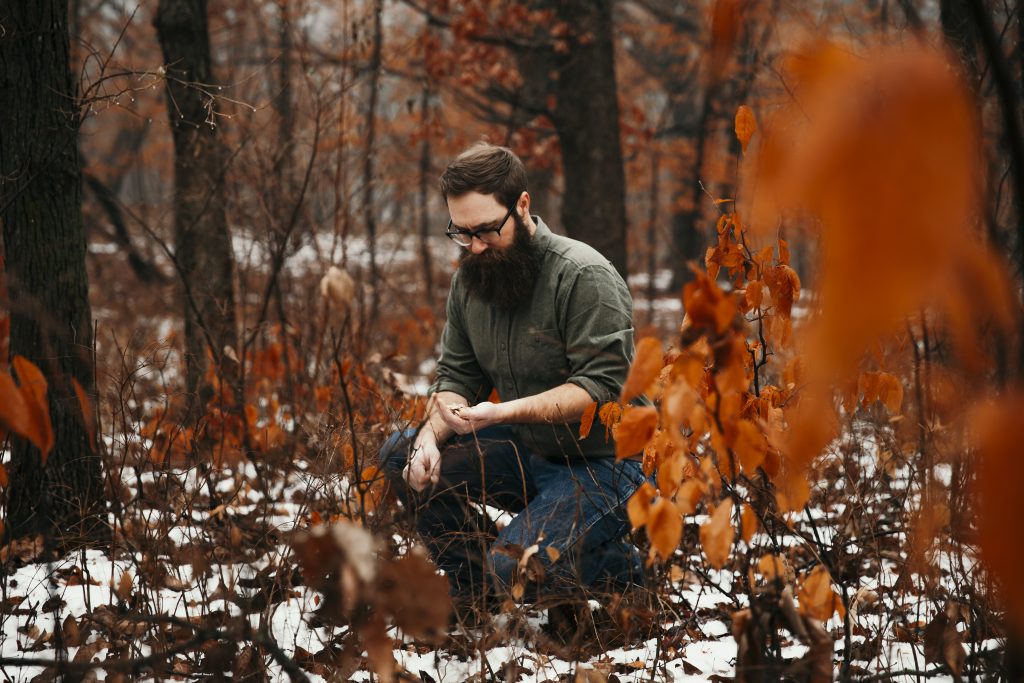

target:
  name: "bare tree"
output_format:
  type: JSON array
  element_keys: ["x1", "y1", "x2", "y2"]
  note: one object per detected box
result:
[
  {"x1": 364, "y1": 0, "x2": 384, "y2": 323},
  {"x1": 403, "y1": 0, "x2": 631, "y2": 276},
  {"x1": 522, "y1": 0, "x2": 630, "y2": 277},
  {"x1": 0, "y1": 0, "x2": 103, "y2": 540},
  {"x1": 154, "y1": 0, "x2": 240, "y2": 416}
]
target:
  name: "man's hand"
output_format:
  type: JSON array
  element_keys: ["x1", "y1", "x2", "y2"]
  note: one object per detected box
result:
[
  {"x1": 438, "y1": 401, "x2": 503, "y2": 435},
  {"x1": 404, "y1": 437, "x2": 441, "y2": 492}
]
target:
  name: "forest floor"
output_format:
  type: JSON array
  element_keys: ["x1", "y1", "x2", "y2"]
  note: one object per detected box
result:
[
  {"x1": 0, "y1": 236, "x2": 1004, "y2": 681},
  {"x1": 0, "y1": 375, "x2": 997, "y2": 682}
]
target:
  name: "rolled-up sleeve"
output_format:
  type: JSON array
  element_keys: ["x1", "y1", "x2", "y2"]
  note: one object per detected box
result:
[
  {"x1": 560, "y1": 265, "x2": 635, "y2": 403},
  {"x1": 429, "y1": 277, "x2": 493, "y2": 402}
]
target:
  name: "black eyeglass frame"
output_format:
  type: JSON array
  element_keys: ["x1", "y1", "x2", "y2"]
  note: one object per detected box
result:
[{"x1": 445, "y1": 199, "x2": 519, "y2": 247}]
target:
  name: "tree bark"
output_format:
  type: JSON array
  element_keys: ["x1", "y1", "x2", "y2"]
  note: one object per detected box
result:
[
  {"x1": 669, "y1": 91, "x2": 712, "y2": 290},
  {"x1": 363, "y1": 0, "x2": 383, "y2": 323},
  {"x1": 543, "y1": 0, "x2": 630, "y2": 277},
  {"x1": 154, "y1": 0, "x2": 239, "y2": 416},
  {"x1": 0, "y1": 0, "x2": 103, "y2": 541},
  {"x1": 418, "y1": 76, "x2": 435, "y2": 299},
  {"x1": 273, "y1": 0, "x2": 296, "y2": 204}
]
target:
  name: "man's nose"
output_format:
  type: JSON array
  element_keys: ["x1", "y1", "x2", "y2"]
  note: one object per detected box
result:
[{"x1": 469, "y1": 237, "x2": 488, "y2": 255}]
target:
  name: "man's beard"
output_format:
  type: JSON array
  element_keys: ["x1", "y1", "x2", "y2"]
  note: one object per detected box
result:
[{"x1": 458, "y1": 215, "x2": 542, "y2": 310}]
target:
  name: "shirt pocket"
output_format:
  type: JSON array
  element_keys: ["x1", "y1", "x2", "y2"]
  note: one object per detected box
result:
[{"x1": 526, "y1": 327, "x2": 569, "y2": 378}]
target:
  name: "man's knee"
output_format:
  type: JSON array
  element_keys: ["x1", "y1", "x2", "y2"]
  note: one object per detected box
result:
[
  {"x1": 487, "y1": 545, "x2": 518, "y2": 595},
  {"x1": 378, "y1": 428, "x2": 416, "y2": 478}
]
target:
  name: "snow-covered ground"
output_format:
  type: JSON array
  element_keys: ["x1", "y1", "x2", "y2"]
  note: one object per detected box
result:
[{"x1": 1, "y1": 428, "x2": 989, "y2": 682}]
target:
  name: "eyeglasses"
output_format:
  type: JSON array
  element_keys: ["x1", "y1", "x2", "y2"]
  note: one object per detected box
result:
[{"x1": 445, "y1": 201, "x2": 518, "y2": 247}]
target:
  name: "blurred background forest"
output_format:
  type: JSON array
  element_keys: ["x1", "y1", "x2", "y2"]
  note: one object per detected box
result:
[{"x1": 2, "y1": 0, "x2": 1024, "y2": 680}]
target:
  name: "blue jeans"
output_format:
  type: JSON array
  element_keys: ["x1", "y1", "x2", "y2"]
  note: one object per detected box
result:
[{"x1": 378, "y1": 426, "x2": 647, "y2": 604}]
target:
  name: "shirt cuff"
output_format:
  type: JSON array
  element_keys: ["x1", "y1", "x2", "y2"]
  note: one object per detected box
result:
[
  {"x1": 429, "y1": 379, "x2": 478, "y2": 402},
  {"x1": 567, "y1": 376, "x2": 616, "y2": 404}
]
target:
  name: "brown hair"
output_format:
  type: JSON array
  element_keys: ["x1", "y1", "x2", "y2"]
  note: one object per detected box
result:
[{"x1": 439, "y1": 143, "x2": 528, "y2": 208}]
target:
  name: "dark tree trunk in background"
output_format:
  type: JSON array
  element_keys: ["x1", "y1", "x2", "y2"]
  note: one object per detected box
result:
[
  {"x1": 154, "y1": 0, "x2": 239, "y2": 416},
  {"x1": 363, "y1": 0, "x2": 383, "y2": 323},
  {"x1": 669, "y1": 90, "x2": 712, "y2": 291},
  {"x1": 418, "y1": 78, "x2": 435, "y2": 299},
  {"x1": 274, "y1": 0, "x2": 296, "y2": 200},
  {"x1": 417, "y1": 0, "x2": 628, "y2": 274},
  {"x1": 526, "y1": 164, "x2": 555, "y2": 222},
  {"x1": 0, "y1": 0, "x2": 103, "y2": 541},
  {"x1": 547, "y1": 0, "x2": 629, "y2": 278}
]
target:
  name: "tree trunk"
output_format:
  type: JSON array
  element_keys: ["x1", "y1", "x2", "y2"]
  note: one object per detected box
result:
[
  {"x1": 154, "y1": 0, "x2": 239, "y2": 416},
  {"x1": 273, "y1": 0, "x2": 296, "y2": 205},
  {"x1": 545, "y1": 0, "x2": 630, "y2": 278},
  {"x1": 669, "y1": 91, "x2": 712, "y2": 291},
  {"x1": 0, "y1": 0, "x2": 103, "y2": 541},
  {"x1": 418, "y1": 76, "x2": 435, "y2": 299},
  {"x1": 645, "y1": 143, "x2": 661, "y2": 325},
  {"x1": 363, "y1": 0, "x2": 383, "y2": 323}
]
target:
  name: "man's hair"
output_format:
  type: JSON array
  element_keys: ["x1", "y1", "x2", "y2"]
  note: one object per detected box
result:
[{"x1": 439, "y1": 143, "x2": 528, "y2": 208}]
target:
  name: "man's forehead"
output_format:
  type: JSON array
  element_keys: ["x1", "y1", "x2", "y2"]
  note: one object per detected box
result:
[{"x1": 447, "y1": 192, "x2": 504, "y2": 224}]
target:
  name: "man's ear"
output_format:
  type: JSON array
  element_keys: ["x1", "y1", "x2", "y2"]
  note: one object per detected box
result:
[{"x1": 518, "y1": 191, "x2": 531, "y2": 217}]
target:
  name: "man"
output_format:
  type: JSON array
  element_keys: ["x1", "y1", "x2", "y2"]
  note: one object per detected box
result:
[{"x1": 380, "y1": 144, "x2": 646, "y2": 621}]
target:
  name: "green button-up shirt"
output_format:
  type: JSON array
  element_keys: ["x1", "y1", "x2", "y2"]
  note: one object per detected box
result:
[{"x1": 430, "y1": 217, "x2": 638, "y2": 460}]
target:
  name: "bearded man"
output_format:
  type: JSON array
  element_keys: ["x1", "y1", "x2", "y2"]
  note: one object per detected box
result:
[{"x1": 380, "y1": 144, "x2": 647, "y2": 627}]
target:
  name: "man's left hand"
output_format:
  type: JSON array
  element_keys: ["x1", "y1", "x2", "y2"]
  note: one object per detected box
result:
[{"x1": 439, "y1": 401, "x2": 503, "y2": 434}]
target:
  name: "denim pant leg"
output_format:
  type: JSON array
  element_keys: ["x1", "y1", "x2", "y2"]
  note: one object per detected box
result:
[
  {"x1": 378, "y1": 426, "x2": 536, "y2": 601},
  {"x1": 489, "y1": 455, "x2": 647, "y2": 600}
]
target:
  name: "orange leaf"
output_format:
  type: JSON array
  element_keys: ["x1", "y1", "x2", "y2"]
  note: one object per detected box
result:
[
  {"x1": 757, "y1": 554, "x2": 786, "y2": 581},
  {"x1": 621, "y1": 337, "x2": 664, "y2": 403},
  {"x1": 974, "y1": 395, "x2": 1024, "y2": 632},
  {"x1": 878, "y1": 373, "x2": 904, "y2": 414},
  {"x1": 744, "y1": 280, "x2": 763, "y2": 311},
  {"x1": 778, "y1": 239, "x2": 791, "y2": 266},
  {"x1": 627, "y1": 481, "x2": 657, "y2": 529},
  {"x1": 12, "y1": 355, "x2": 46, "y2": 403},
  {"x1": 735, "y1": 105, "x2": 757, "y2": 154},
  {"x1": 657, "y1": 449, "x2": 686, "y2": 495},
  {"x1": 764, "y1": 265, "x2": 801, "y2": 318},
  {"x1": 661, "y1": 380, "x2": 698, "y2": 447},
  {"x1": 700, "y1": 498, "x2": 734, "y2": 569},
  {"x1": 646, "y1": 497, "x2": 683, "y2": 562},
  {"x1": 733, "y1": 419, "x2": 768, "y2": 474},
  {"x1": 0, "y1": 371, "x2": 29, "y2": 439},
  {"x1": 598, "y1": 401, "x2": 623, "y2": 439},
  {"x1": 115, "y1": 571, "x2": 134, "y2": 602},
  {"x1": 674, "y1": 479, "x2": 705, "y2": 515},
  {"x1": 613, "y1": 406, "x2": 659, "y2": 459},
  {"x1": 682, "y1": 271, "x2": 738, "y2": 335},
  {"x1": 752, "y1": 43, "x2": 982, "y2": 377},
  {"x1": 705, "y1": 247, "x2": 721, "y2": 281},
  {"x1": 578, "y1": 401, "x2": 598, "y2": 439},
  {"x1": 363, "y1": 615, "x2": 396, "y2": 682},
  {"x1": 671, "y1": 351, "x2": 706, "y2": 390},
  {"x1": 798, "y1": 565, "x2": 844, "y2": 622},
  {"x1": 11, "y1": 356, "x2": 54, "y2": 461},
  {"x1": 741, "y1": 504, "x2": 758, "y2": 544}
]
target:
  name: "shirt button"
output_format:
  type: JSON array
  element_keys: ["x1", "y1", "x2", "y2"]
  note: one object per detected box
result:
[{"x1": 500, "y1": 343, "x2": 506, "y2": 350}]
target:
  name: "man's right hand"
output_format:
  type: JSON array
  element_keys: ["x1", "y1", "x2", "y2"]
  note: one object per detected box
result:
[{"x1": 404, "y1": 436, "x2": 441, "y2": 492}]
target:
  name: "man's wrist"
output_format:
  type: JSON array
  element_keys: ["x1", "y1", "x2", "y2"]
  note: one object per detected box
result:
[
  {"x1": 414, "y1": 428, "x2": 437, "y2": 449},
  {"x1": 493, "y1": 400, "x2": 514, "y2": 424}
]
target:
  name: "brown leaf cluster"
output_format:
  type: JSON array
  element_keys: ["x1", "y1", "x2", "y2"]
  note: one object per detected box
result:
[{"x1": 291, "y1": 521, "x2": 452, "y2": 680}]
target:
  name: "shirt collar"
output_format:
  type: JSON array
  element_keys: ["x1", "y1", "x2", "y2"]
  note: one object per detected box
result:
[{"x1": 531, "y1": 215, "x2": 553, "y2": 252}]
